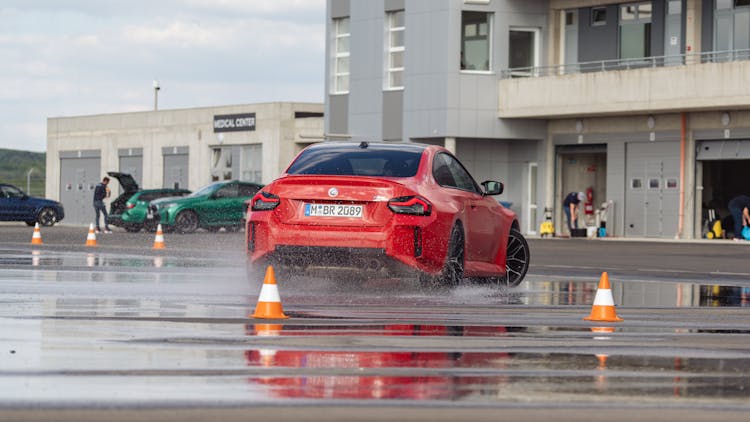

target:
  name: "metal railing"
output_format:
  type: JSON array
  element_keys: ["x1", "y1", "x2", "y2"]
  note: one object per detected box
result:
[{"x1": 499, "y1": 48, "x2": 750, "y2": 79}]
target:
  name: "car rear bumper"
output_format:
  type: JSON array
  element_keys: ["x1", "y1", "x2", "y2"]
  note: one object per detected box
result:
[
  {"x1": 253, "y1": 245, "x2": 415, "y2": 278},
  {"x1": 246, "y1": 217, "x2": 448, "y2": 276}
]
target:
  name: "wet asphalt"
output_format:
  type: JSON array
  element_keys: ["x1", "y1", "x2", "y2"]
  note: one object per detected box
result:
[{"x1": 1, "y1": 223, "x2": 749, "y2": 421}]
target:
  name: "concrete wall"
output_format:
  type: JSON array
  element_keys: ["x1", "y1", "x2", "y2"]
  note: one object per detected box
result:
[
  {"x1": 46, "y1": 103, "x2": 323, "y2": 202},
  {"x1": 499, "y1": 60, "x2": 750, "y2": 118}
]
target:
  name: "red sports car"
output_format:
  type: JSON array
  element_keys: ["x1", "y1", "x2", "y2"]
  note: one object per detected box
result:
[{"x1": 246, "y1": 142, "x2": 529, "y2": 287}]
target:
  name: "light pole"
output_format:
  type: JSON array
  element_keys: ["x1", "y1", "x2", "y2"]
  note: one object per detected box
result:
[
  {"x1": 26, "y1": 167, "x2": 34, "y2": 194},
  {"x1": 153, "y1": 80, "x2": 160, "y2": 110}
]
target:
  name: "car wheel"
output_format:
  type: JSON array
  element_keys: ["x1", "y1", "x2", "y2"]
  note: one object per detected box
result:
[
  {"x1": 420, "y1": 224, "x2": 464, "y2": 288},
  {"x1": 124, "y1": 225, "x2": 142, "y2": 233},
  {"x1": 37, "y1": 208, "x2": 57, "y2": 227},
  {"x1": 504, "y1": 228, "x2": 530, "y2": 287},
  {"x1": 174, "y1": 210, "x2": 199, "y2": 233}
]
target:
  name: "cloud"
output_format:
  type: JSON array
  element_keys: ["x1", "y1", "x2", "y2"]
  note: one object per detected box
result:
[{"x1": 0, "y1": 0, "x2": 326, "y2": 151}]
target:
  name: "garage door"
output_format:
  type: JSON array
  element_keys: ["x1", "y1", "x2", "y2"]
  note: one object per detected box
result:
[
  {"x1": 163, "y1": 147, "x2": 189, "y2": 189},
  {"x1": 118, "y1": 148, "x2": 143, "y2": 195},
  {"x1": 59, "y1": 150, "x2": 101, "y2": 226},
  {"x1": 625, "y1": 142, "x2": 680, "y2": 238}
]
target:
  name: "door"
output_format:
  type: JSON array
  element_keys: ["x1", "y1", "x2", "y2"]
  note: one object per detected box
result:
[
  {"x1": 202, "y1": 183, "x2": 240, "y2": 224},
  {"x1": 163, "y1": 154, "x2": 188, "y2": 189},
  {"x1": 664, "y1": 0, "x2": 682, "y2": 65},
  {"x1": 625, "y1": 142, "x2": 680, "y2": 237},
  {"x1": 60, "y1": 156, "x2": 100, "y2": 225},
  {"x1": 564, "y1": 10, "x2": 578, "y2": 72}
]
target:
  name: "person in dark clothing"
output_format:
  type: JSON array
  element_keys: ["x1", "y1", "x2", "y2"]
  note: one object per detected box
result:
[
  {"x1": 728, "y1": 194, "x2": 750, "y2": 241},
  {"x1": 563, "y1": 191, "x2": 585, "y2": 234},
  {"x1": 93, "y1": 177, "x2": 112, "y2": 234}
]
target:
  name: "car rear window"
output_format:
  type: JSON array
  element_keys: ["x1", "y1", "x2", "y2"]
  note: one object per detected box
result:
[{"x1": 286, "y1": 144, "x2": 424, "y2": 177}]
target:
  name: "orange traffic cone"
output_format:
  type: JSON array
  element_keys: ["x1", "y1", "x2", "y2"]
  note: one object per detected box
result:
[
  {"x1": 584, "y1": 272, "x2": 623, "y2": 322},
  {"x1": 85, "y1": 223, "x2": 97, "y2": 247},
  {"x1": 251, "y1": 266, "x2": 289, "y2": 319},
  {"x1": 30, "y1": 222, "x2": 43, "y2": 245},
  {"x1": 153, "y1": 224, "x2": 166, "y2": 249}
]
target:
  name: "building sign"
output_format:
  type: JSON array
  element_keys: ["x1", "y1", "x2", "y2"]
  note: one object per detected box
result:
[{"x1": 213, "y1": 113, "x2": 256, "y2": 133}]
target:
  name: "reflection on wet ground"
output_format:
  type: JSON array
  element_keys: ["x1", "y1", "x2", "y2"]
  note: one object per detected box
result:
[
  {"x1": 2, "y1": 246, "x2": 750, "y2": 409},
  {"x1": 1, "y1": 248, "x2": 749, "y2": 310}
]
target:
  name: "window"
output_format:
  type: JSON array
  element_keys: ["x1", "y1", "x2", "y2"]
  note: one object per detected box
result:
[
  {"x1": 631, "y1": 178, "x2": 643, "y2": 189},
  {"x1": 240, "y1": 144, "x2": 263, "y2": 183},
  {"x1": 648, "y1": 178, "x2": 660, "y2": 189},
  {"x1": 527, "y1": 163, "x2": 538, "y2": 235},
  {"x1": 666, "y1": 178, "x2": 678, "y2": 189},
  {"x1": 385, "y1": 10, "x2": 405, "y2": 89},
  {"x1": 619, "y1": 2, "x2": 652, "y2": 59},
  {"x1": 509, "y1": 28, "x2": 539, "y2": 76},
  {"x1": 737, "y1": 0, "x2": 750, "y2": 7},
  {"x1": 461, "y1": 11, "x2": 491, "y2": 71},
  {"x1": 668, "y1": 0, "x2": 682, "y2": 15},
  {"x1": 214, "y1": 183, "x2": 238, "y2": 199},
  {"x1": 432, "y1": 153, "x2": 479, "y2": 193},
  {"x1": 592, "y1": 7, "x2": 607, "y2": 26},
  {"x1": 286, "y1": 144, "x2": 423, "y2": 177},
  {"x1": 332, "y1": 17, "x2": 350, "y2": 94}
]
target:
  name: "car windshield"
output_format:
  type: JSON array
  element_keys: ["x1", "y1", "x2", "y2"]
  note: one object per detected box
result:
[
  {"x1": 188, "y1": 183, "x2": 222, "y2": 197},
  {"x1": 286, "y1": 143, "x2": 424, "y2": 177}
]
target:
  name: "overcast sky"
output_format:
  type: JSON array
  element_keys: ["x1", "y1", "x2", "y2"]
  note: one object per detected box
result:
[{"x1": 0, "y1": 0, "x2": 326, "y2": 152}]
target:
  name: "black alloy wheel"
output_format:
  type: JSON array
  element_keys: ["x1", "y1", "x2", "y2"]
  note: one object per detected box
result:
[
  {"x1": 37, "y1": 208, "x2": 57, "y2": 227},
  {"x1": 174, "y1": 210, "x2": 199, "y2": 233},
  {"x1": 504, "y1": 228, "x2": 530, "y2": 287},
  {"x1": 420, "y1": 224, "x2": 464, "y2": 288}
]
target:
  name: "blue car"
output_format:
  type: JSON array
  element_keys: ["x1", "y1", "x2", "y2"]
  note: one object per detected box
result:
[{"x1": 0, "y1": 183, "x2": 65, "y2": 226}]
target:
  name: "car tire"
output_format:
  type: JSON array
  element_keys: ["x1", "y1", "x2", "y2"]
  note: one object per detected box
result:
[
  {"x1": 174, "y1": 210, "x2": 199, "y2": 234},
  {"x1": 124, "y1": 225, "x2": 142, "y2": 233},
  {"x1": 37, "y1": 208, "x2": 57, "y2": 227},
  {"x1": 225, "y1": 225, "x2": 241, "y2": 233},
  {"x1": 503, "y1": 228, "x2": 530, "y2": 287},
  {"x1": 419, "y1": 224, "x2": 464, "y2": 288}
]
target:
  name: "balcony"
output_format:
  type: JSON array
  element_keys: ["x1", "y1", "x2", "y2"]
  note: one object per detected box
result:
[{"x1": 498, "y1": 50, "x2": 750, "y2": 119}]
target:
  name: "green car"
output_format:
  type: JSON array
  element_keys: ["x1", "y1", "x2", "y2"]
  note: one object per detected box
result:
[
  {"x1": 108, "y1": 172, "x2": 191, "y2": 232},
  {"x1": 148, "y1": 180, "x2": 263, "y2": 233}
]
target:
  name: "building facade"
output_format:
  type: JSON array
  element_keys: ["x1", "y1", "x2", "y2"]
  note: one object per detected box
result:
[
  {"x1": 326, "y1": 0, "x2": 750, "y2": 239},
  {"x1": 47, "y1": 102, "x2": 323, "y2": 225}
]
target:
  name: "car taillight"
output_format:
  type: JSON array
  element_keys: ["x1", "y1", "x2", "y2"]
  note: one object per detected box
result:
[
  {"x1": 388, "y1": 196, "x2": 432, "y2": 216},
  {"x1": 251, "y1": 191, "x2": 280, "y2": 211},
  {"x1": 126, "y1": 203, "x2": 135, "y2": 209}
]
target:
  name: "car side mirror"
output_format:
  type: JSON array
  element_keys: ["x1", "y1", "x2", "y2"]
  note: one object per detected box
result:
[{"x1": 481, "y1": 181, "x2": 503, "y2": 196}]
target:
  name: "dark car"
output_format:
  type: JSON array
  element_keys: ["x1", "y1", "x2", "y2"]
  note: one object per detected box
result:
[
  {"x1": 0, "y1": 183, "x2": 65, "y2": 226},
  {"x1": 149, "y1": 180, "x2": 263, "y2": 233},
  {"x1": 107, "y1": 172, "x2": 191, "y2": 232}
]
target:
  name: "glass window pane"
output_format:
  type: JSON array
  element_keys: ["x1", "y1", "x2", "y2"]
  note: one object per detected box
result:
[
  {"x1": 639, "y1": 3, "x2": 652, "y2": 20},
  {"x1": 336, "y1": 36, "x2": 349, "y2": 54},
  {"x1": 391, "y1": 10, "x2": 405, "y2": 28},
  {"x1": 462, "y1": 12, "x2": 490, "y2": 71},
  {"x1": 592, "y1": 7, "x2": 607, "y2": 25},
  {"x1": 566, "y1": 11, "x2": 575, "y2": 26},
  {"x1": 336, "y1": 75, "x2": 349, "y2": 92},
  {"x1": 649, "y1": 178, "x2": 660, "y2": 189},
  {"x1": 509, "y1": 30, "x2": 535, "y2": 68},
  {"x1": 389, "y1": 71, "x2": 403, "y2": 88},
  {"x1": 621, "y1": 5, "x2": 636, "y2": 20},
  {"x1": 620, "y1": 23, "x2": 647, "y2": 58},
  {"x1": 336, "y1": 57, "x2": 349, "y2": 74},
  {"x1": 632, "y1": 178, "x2": 642, "y2": 189},
  {"x1": 738, "y1": 0, "x2": 750, "y2": 6},
  {"x1": 390, "y1": 30, "x2": 404, "y2": 48},
  {"x1": 337, "y1": 17, "x2": 349, "y2": 34},
  {"x1": 390, "y1": 50, "x2": 403, "y2": 68},
  {"x1": 668, "y1": 0, "x2": 682, "y2": 15}
]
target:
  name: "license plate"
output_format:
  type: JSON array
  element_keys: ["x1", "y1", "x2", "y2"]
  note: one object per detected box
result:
[{"x1": 304, "y1": 203, "x2": 363, "y2": 218}]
